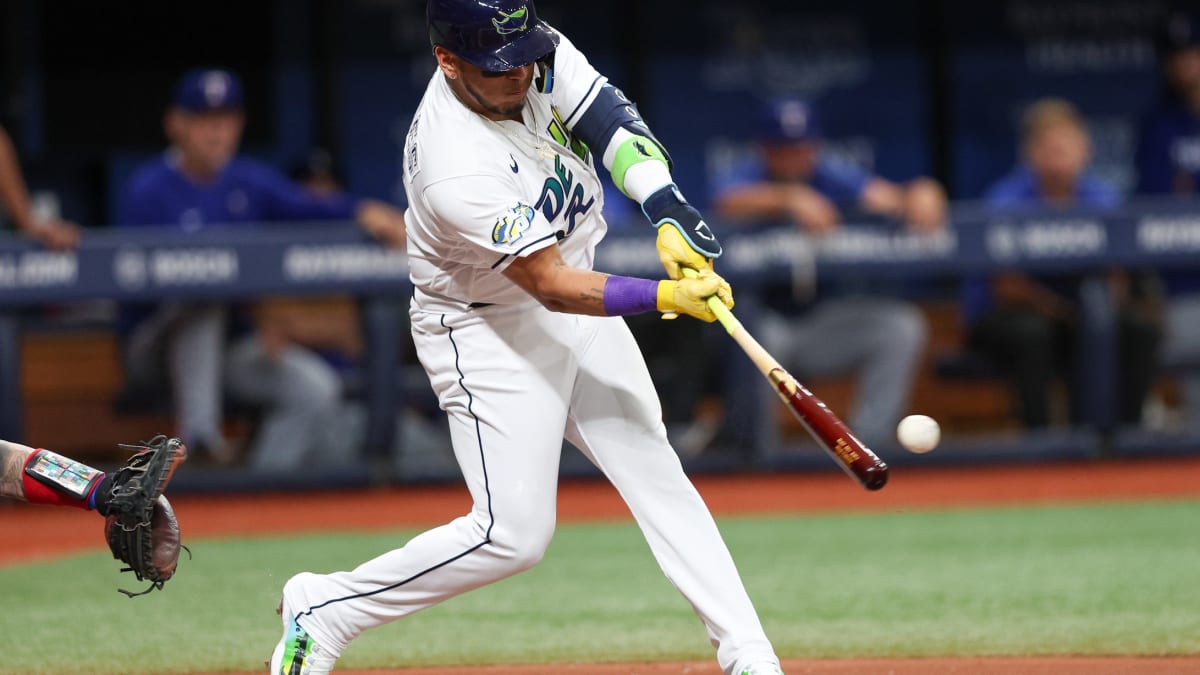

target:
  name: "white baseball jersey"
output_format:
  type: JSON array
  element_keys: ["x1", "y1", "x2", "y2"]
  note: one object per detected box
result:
[
  {"x1": 280, "y1": 28, "x2": 780, "y2": 675},
  {"x1": 404, "y1": 33, "x2": 609, "y2": 311}
]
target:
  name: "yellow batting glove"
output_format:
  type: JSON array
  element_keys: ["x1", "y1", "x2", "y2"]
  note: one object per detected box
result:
[
  {"x1": 656, "y1": 224, "x2": 714, "y2": 280},
  {"x1": 656, "y1": 269, "x2": 734, "y2": 322},
  {"x1": 642, "y1": 185, "x2": 722, "y2": 279}
]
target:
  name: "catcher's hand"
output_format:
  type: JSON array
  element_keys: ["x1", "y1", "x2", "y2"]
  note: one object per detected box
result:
[{"x1": 102, "y1": 435, "x2": 188, "y2": 597}]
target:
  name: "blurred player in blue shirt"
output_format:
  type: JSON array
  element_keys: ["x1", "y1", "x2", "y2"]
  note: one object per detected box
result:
[
  {"x1": 120, "y1": 70, "x2": 405, "y2": 240},
  {"x1": 967, "y1": 98, "x2": 1160, "y2": 429},
  {"x1": 708, "y1": 98, "x2": 947, "y2": 448},
  {"x1": 713, "y1": 98, "x2": 946, "y2": 234},
  {"x1": 117, "y1": 68, "x2": 406, "y2": 470},
  {"x1": 1137, "y1": 11, "x2": 1200, "y2": 196},
  {"x1": 1136, "y1": 10, "x2": 1200, "y2": 434}
]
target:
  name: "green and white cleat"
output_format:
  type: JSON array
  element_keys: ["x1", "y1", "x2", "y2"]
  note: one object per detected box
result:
[
  {"x1": 268, "y1": 573, "x2": 338, "y2": 675},
  {"x1": 268, "y1": 617, "x2": 336, "y2": 675}
]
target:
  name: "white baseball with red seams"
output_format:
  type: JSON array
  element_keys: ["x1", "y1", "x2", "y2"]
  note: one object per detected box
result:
[{"x1": 897, "y1": 414, "x2": 941, "y2": 454}]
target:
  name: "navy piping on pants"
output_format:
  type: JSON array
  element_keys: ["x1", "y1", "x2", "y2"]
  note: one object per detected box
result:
[{"x1": 293, "y1": 314, "x2": 495, "y2": 621}]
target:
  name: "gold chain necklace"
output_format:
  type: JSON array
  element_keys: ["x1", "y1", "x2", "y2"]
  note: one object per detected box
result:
[
  {"x1": 444, "y1": 74, "x2": 556, "y2": 161},
  {"x1": 486, "y1": 101, "x2": 556, "y2": 161}
]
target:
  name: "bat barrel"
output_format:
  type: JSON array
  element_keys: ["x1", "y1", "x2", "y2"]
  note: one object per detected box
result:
[
  {"x1": 806, "y1": 419, "x2": 889, "y2": 491},
  {"x1": 705, "y1": 289, "x2": 891, "y2": 492},
  {"x1": 855, "y1": 460, "x2": 889, "y2": 491},
  {"x1": 777, "y1": 374, "x2": 890, "y2": 491}
]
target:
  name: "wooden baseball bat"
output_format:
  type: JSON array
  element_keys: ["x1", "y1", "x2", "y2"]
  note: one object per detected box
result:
[{"x1": 681, "y1": 269, "x2": 889, "y2": 491}]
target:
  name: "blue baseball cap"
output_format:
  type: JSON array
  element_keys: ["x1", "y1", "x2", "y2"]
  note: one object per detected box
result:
[
  {"x1": 1157, "y1": 11, "x2": 1200, "y2": 57},
  {"x1": 758, "y1": 98, "x2": 822, "y2": 144},
  {"x1": 172, "y1": 69, "x2": 243, "y2": 112}
]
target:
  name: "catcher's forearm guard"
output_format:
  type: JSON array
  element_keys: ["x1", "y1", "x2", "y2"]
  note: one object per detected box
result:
[
  {"x1": 102, "y1": 435, "x2": 189, "y2": 597},
  {"x1": 23, "y1": 449, "x2": 104, "y2": 500}
]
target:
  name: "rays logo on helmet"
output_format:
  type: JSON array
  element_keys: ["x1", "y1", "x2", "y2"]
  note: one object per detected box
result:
[
  {"x1": 493, "y1": 204, "x2": 535, "y2": 246},
  {"x1": 492, "y1": 6, "x2": 529, "y2": 35}
]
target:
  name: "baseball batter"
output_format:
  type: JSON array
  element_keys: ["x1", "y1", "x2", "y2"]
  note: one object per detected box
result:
[{"x1": 270, "y1": 2, "x2": 784, "y2": 674}]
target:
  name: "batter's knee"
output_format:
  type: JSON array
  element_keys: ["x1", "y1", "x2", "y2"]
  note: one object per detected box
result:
[{"x1": 485, "y1": 520, "x2": 555, "y2": 573}]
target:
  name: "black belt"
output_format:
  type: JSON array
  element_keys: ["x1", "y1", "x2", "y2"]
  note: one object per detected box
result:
[{"x1": 467, "y1": 302, "x2": 494, "y2": 309}]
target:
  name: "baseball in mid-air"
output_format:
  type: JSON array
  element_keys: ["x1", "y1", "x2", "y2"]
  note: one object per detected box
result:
[{"x1": 897, "y1": 414, "x2": 940, "y2": 454}]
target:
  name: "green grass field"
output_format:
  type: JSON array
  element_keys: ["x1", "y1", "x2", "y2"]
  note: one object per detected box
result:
[{"x1": 3, "y1": 500, "x2": 1199, "y2": 675}]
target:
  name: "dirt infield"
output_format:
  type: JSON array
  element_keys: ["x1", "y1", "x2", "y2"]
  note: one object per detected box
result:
[
  {"x1": 6, "y1": 455, "x2": 1200, "y2": 673},
  {"x1": 334, "y1": 656, "x2": 1200, "y2": 674}
]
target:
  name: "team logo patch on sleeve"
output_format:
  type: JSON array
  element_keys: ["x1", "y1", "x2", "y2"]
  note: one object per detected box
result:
[{"x1": 492, "y1": 204, "x2": 535, "y2": 246}]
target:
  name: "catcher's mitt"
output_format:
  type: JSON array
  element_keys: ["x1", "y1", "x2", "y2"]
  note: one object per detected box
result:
[{"x1": 102, "y1": 435, "x2": 188, "y2": 597}]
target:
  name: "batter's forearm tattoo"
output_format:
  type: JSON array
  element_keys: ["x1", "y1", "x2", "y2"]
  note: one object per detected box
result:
[
  {"x1": 580, "y1": 284, "x2": 605, "y2": 308},
  {"x1": 0, "y1": 440, "x2": 31, "y2": 499}
]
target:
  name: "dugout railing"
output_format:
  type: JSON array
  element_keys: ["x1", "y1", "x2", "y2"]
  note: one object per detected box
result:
[{"x1": 3, "y1": 199, "x2": 1200, "y2": 484}]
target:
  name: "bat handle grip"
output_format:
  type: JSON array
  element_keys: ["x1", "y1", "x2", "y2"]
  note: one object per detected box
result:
[{"x1": 680, "y1": 267, "x2": 741, "y2": 335}]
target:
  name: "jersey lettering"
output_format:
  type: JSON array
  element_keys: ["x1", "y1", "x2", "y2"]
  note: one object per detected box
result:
[
  {"x1": 405, "y1": 114, "x2": 421, "y2": 178},
  {"x1": 535, "y1": 155, "x2": 595, "y2": 235}
]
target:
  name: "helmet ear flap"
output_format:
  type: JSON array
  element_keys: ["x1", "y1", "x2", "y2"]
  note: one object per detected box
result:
[{"x1": 535, "y1": 51, "x2": 556, "y2": 94}]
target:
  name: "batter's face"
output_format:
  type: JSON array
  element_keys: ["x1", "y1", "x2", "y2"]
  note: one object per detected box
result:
[{"x1": 435, "y1": 46, "x2": 535, "y2": 121}]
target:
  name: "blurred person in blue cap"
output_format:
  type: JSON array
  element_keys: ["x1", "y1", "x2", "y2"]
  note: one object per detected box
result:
[
  {"x1": 707, "y1": 97, "x2": 947, "y2": 448},
  {"x1": 713, "y1": 97, "x2": 946, "y2": 234},
  {"x1": 0, "y1": 125, "x2": 80, "y2": 249},
  {"x1": 116, "y1": 67, "x2": 407, "y2": 471},
  {"x1": 1137, "y1": 9, "x2": 1200, "y2": 434},
  {"x1": 969, "y1": 98, "x2": 1160, "y2": 429}
]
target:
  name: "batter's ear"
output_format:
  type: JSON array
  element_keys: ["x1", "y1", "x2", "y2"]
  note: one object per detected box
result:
[{"x1": 434, "y1": 46, "x2": 460, "y2": 81}]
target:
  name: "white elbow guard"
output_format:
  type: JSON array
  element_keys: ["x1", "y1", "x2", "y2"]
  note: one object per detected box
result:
[{"x1": 609, "y1": 131, "x2": 672, "y2": 201}]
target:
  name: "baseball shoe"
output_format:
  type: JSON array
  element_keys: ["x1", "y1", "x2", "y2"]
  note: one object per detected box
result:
[
  {"x1": 268, "y1": 575, "x2": 337, "y2": 675},
  {"x1": 739, "y1": 662, "x2": 784, "y2": 675}
]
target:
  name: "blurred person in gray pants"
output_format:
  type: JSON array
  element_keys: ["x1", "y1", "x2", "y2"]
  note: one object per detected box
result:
[
  {"x1": 1136, "y1": 12, "x2": 1200, "y2": 434},
  {"x1": 116, "y1": 68, "x2": 406, "y2": 469},
  {"x1": 123, "y1": 302, "x2": 346, "y2": 471},
  {"x1": 711, "y1": 98, "x2": 946, "y2": 447}
]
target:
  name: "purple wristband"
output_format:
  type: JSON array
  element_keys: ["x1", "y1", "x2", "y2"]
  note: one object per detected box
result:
[{"x1": 603, "y1": 275, "x2": 659, "y2": 316}]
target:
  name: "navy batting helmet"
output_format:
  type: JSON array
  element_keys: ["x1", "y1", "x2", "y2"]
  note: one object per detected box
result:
[{"x1": 427, "y1": 0, "x2": 559, "y2": 72}]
